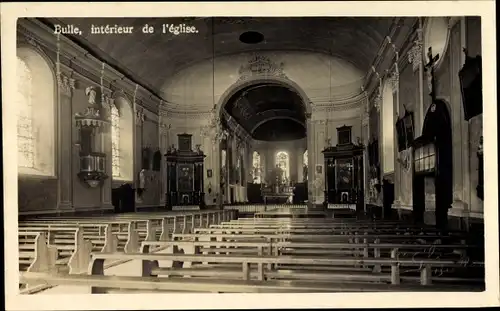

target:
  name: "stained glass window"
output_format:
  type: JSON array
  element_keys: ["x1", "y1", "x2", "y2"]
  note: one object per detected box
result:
[
  {"x1": 17, "y1": 57, "x2": 35, "y2": 168},
  {"x1": 275, "y1": 151, "x2": 290, "y2": 180},
  {"x1": 111, "y1": 104, "x2": 121, "y2": 177},
  {"x1": 252, "y1": 151, "x2": 261, "y2": 184}
]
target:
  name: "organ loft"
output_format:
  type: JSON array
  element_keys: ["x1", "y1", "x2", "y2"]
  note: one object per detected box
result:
[{"x1": 11, "y1": 15, "x2": 488, "y2": 299}]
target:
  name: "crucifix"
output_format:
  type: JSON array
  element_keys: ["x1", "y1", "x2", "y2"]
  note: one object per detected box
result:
[{"x1": 424, "y1": 47, "x2": 440, "y2": 101}]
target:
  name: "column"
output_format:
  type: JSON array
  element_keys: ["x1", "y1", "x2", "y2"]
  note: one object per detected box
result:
[
  {"x1": 305, "y1": 112, "x2": 314, "y2": 209},
  {"x1": 362, "y1": 112, "x2": 370, "y2": 213},
  {"x1": 100, "y1": 115, "x2": 113, "y2": 210},
  {"x1": 391, "y1": 67, "x2": 400, "y2": 212},
  {"x1": 297, "y1": 147, "x2": 304, "y2": 182},
  {"x1": 160, "y1": 122, "x2": 169, "y2": 207},
  {"x1": 135, "y1": 108, "x2": 145, "y2": 204},
  {"x1": 57, "y1": 74, "x2": 75, "y2": 211}
]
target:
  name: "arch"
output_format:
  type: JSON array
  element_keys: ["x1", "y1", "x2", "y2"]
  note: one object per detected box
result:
[
  {"x1": 250, "y1": 116, "x2": 305, "y2": 133},
  {"x1": 216, "y1": 76, "x2": 312, "y2": 122},
  {"x1": 17, "y1": 46, "x2": 56, "y2": 177},
  {"x1": 381, "y1": 79, "x2": 395, "y2": 174},
  {"x1": 111, "y1": 96, "x2": 134, "y2": 181}
]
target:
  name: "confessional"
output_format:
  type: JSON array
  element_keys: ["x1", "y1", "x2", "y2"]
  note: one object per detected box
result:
[
  {"x1": 111, "y1": 183, "x2": 136, "y2": 213},
  {"x1": 165, "y1": 134, "x2": 206, "y2": 209},
  {"x1": 322, "y1": 125, "x2": 364, "y2": 212}
]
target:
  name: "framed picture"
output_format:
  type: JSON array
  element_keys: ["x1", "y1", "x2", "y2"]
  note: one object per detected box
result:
[
  {"x1": 315, "y1": 164, "x2": 323, "y2": 174},
  {"x1": 207, "y1": 169, "x2": 213, "y2": 178}
]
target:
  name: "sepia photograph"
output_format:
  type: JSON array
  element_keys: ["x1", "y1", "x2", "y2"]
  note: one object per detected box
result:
[{"x1": 2, "y1": 1, "x2": 498, "y2": 310}]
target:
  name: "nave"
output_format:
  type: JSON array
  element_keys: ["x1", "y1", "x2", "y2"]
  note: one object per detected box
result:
[
  {"x1": 12, "y1": 16, "x2": 487, "y2": 296},
  {"x1": 18, "y1": 206, "x2": 484, "y2": 294}
]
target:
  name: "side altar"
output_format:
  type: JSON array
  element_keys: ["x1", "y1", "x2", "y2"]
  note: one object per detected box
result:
[
  {"x1": 165, "y1": 134, "x2": 206, "y2": 210},
  {"x1": 322, "y1": 125, "x2": 364, "y2": 212}
]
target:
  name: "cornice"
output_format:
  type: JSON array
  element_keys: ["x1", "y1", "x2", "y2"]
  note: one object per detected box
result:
[{"x1": 17, "y1": 19, "x2": 162, "y2": 115}]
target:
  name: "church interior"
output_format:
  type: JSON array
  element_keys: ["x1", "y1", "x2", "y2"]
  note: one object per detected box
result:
[{"x1": 14, "y1": 16, "x2": 485, "y2": 294}]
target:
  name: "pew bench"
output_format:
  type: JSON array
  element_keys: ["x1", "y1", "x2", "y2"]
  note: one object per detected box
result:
[
  {"x1": 20, "y1": 271, "x2": 482, "y2": 294},
  {"x1": 172, "y1": 232, "x2": 466, "y2": 245},
  {"x1": 86, "y1": 250, "x2": 483, "y2": 288},
  {"x1": 140, "y1": 239, "x2": 481, "y2": 277}
]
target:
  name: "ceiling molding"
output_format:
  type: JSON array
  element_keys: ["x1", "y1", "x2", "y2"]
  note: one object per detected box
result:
[{"x1": 21, "y1": 18, "x2": 164, "y2": 114}]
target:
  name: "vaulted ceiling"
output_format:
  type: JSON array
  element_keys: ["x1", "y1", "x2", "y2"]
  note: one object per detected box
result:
[
  {"x1": 45, "y1": 17, "x2": 395, "y2": 95},
  {"x1": 224, "y1": 83, "x2": 306, "y2": 141}
]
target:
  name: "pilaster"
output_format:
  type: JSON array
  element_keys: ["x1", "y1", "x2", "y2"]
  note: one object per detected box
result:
[
  {"x1": 305, "y1": 113, "x2": 314, "y2": 207},
  {"x1": 57, "y1": 73, "x2": 75, "y2": 211}
]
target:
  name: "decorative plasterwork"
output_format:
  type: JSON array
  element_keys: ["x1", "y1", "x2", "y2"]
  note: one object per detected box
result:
[
  {"x1": 373, "y1": 90, "x2": 382, "y2": 112},
  {"x1": 237, "y1": 54, "x2": 288, "y2": 82},
  {"x1": 407, "y1": 29, "x2": 423, "y2": 72},
  {"x1": 160, "y1": 123, "x2": 171, "y2": 135},
  {"x1": 387, "y1": 65, "x2": 400, "y2": 93},
  {"x1": 57, "y1": 74, "x2": 76, "y2": 97},
  {"x1": 136, "y1": 108, "x2": 146, "y2": 125}
]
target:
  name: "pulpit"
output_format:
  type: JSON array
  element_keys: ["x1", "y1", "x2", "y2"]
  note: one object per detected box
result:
[
  {"x1": 322, "y1": 125, "x2": 364, "y2": 212},
  {"x1": 165, "y1": 134, "x2": 206, "y2": 209}
]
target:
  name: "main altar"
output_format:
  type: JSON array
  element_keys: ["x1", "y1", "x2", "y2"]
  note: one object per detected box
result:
[
  {"x1": 261, "y1": 165, "x2": 294, "y2": 205},
  {"x1": 165, "y1": 134, "x2": 206, "y2": 210}
]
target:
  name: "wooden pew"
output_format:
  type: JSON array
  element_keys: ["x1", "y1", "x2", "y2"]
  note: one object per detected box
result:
[
  {"x1": 19, "y1": 225, "x2": 111, "y2": 274},
  {"x1": 172, "y1": 232, "x2": 466, "y2": 245},
  {"x1": 139, "y1": 239, "x2": 481, "y2": 283},
  {"x1": 82, "y1": 250, "x2": 483, "y2": 289},
  {"x1": 20, "y1": 271, "x2": 482, "y2": 293}
]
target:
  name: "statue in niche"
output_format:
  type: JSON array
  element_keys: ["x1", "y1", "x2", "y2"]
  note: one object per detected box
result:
[
  {"x1": 137, "y1": 169, "x2": 146, "y2": 202},
  {"x1": 195, "y1": 144, "x2": 202, "y2": 154},
  {"x1": 325, "y1": 138, "x2": 332, "y2": 147},
  {"x1": 85, "y1": 86, "x2": 97, "y2": 105}
]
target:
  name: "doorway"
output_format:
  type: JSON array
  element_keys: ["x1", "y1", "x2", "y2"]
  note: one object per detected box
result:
[{"x1": 412, "y1": 100, "x2": 453, "y2": 230}]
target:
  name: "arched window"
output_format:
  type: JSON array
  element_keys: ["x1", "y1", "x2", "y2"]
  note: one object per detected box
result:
[
  {"x1": 17, "y1": 48, "x2": 55, "y2": 177},
  {"x1": 381, "y1": 80, "x2": 395, "y2": 173},
  {"x1": 252, "y1": 151, "x2": 261, "y2": 184},
  {"x1": 221, "y1": 149, "x2": 227, "y2": 168},
  {"x1": 303, "y1": 150, "x2": 308, "y2": 181},
  {"x1": 111, "y1": 97, "x2": 134, "y2": 181},
  {"x1": 111, "y1": 103, "x2": 121, "y2": 177},
  {"x1": 275, "y1": 151, "x2": 290, "y2": 181}
]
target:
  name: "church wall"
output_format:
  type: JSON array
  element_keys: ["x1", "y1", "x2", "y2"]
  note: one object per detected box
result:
[
  {"x1": 134, "y1": 111, "x2": 162, "y2": 208},
  {"x1": 17, "y1": 19, "x2": 162, "y2": 215},
  {"x1": 389, "y1": 17, "x2": 484, "y2": 225}
]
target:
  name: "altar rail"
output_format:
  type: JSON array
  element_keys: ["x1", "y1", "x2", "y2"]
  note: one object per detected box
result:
[{"x1": 223, "y1": 205, "x2": 307, "y2": 214}]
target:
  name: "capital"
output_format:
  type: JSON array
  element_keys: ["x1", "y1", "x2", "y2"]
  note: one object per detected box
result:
[{"x1": 57, "y1": 74, "x2": 76, "y2": 97}]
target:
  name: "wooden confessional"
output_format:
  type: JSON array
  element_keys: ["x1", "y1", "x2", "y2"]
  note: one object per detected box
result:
[
  {"x1": 165, "y1": 134, "x2": 206, "y2": 210},
  {"x1": 322, "y1": 125, "x2": 364, "y2": 213}
]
